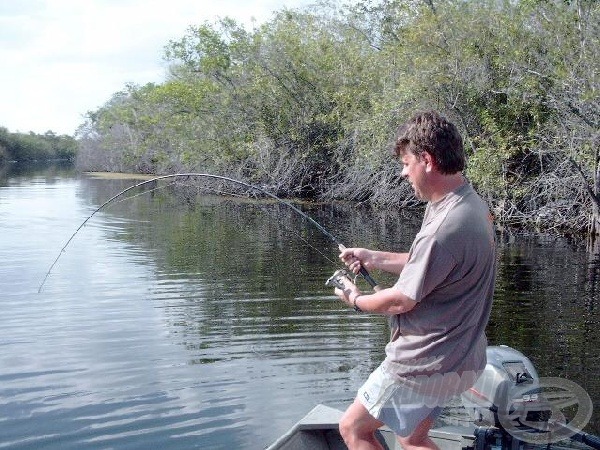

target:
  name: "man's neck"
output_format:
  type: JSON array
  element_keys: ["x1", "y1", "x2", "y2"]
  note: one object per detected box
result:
[{"x1": 428, "y1": 172, "x2": 466, "y2": 203}]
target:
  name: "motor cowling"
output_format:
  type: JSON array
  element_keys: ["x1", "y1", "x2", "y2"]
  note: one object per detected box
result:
[{"x1": 461, "y1": 345, "x2": 553, "y2": 431}]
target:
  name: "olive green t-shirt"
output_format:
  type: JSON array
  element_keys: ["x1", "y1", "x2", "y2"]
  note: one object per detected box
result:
[{"x1": 382, "y1": 182, "x2": 496, "y2": 395}]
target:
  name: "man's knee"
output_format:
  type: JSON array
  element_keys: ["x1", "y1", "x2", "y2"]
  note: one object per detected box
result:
[
  {"x1": 338, "y1": 407, "x2": 362, "y2": 441},
  {"x1": 339, "y1": 401, "x2": 382, "y2": 444},
  {"x1": 338, "y1": 413, "x2": 353, "y2": 441}
]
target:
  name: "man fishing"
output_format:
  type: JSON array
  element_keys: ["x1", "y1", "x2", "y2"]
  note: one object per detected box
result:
[{"x1": 333, "y1": 110, "x2": 496, "y2": 450}]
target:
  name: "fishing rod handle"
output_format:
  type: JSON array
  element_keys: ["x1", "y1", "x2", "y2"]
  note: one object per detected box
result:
[
  {"x1": 582, "y1": 433, "x2": 600, "y2": 450},
  {"x1": 338, "y1": 244, "x2": 381, "y2": 291},
  {"x1": 359, "y1": 267, "x2": 381, "y2": 291}
]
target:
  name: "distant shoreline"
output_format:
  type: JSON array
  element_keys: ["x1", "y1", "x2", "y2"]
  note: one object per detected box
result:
[{"x1": 85, "y1": 171, "x2": 159, "y2": 181}]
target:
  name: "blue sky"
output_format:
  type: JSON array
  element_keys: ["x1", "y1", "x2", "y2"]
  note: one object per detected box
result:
[{"x1": 0, "y1": 0, "x2": 316, "y2": 135}]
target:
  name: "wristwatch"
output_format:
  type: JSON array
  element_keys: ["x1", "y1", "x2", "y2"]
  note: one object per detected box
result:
[{"x1": 353, "y1": 294, "x2": 363, "y2": 312}]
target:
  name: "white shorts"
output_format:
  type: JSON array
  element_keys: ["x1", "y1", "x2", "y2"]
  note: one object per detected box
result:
[{"x1": 357, "y1": 364, "x2": 443, "y2": 437}]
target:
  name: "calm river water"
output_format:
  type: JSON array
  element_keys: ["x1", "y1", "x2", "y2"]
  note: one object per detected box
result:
[{"x1": 1, "y1": 163, "x2": 599, "y2": 449}]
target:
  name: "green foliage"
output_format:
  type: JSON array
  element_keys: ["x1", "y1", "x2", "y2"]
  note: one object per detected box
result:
[
  {"x1": 0, "y1": 127, "x2": 77, "y2": 162},
  {"x1": 76, "y1": 0, "x2": 600, "y2": 235}
]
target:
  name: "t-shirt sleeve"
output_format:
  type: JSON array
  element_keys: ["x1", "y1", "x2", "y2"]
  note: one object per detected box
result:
[{"x1": 393, "y1": 234, "x2": 456, "y2": 302}]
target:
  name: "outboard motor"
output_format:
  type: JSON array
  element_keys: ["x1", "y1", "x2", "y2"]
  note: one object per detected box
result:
[
  {"x1": 461, "y1": 345, "x2": 548, "y2": 428},
  {"x1": 461, "y1": 345, "x2": 600, "y2": 449}
]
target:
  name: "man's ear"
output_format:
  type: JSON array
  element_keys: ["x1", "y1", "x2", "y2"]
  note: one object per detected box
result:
[{"x1": 422, "y1": 151, "x2": 435, "y2": 172}]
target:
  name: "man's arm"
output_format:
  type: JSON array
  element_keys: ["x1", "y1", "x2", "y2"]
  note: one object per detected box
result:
[{"x1": 336, "y1": 280, "x2": 417, "y2": 316}]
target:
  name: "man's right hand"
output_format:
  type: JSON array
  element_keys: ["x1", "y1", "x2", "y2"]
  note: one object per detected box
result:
[{"x1": 339, "y1": 247, "x2": 372, "y2": 274}]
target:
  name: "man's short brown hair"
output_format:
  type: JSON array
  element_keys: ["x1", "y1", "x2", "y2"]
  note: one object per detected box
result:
[{"x1": 395, "y1": 111, "x2": 465, "y2": 174}]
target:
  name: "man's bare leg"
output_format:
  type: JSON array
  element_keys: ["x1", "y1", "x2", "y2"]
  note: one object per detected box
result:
[
  {"x1": 397, "y1": 415, "x2": 439, "y2": 450},
  {"x1": 339, "y1": 398, "x2": 386, "y2": 450}
]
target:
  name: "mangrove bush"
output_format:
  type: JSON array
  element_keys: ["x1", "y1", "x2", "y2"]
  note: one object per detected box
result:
[{"x1": 75, "y1": 0, "x2": 599, "y2": 237}]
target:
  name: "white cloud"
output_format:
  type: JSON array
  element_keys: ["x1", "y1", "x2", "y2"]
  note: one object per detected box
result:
[{"x1": 0, "y1": 0, "x2": 313, "y2": 135}]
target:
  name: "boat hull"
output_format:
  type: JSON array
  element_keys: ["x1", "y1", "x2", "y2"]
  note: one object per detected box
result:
[{"x1": 265, "y1": 404, "x2": 475, "y2": 450}]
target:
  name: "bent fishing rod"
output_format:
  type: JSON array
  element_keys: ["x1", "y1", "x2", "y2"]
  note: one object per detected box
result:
[{"x1": 38, "y1": 173, "x2": 379, "y2": 293}]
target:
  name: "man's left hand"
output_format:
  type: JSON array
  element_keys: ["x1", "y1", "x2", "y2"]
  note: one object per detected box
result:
[{"x1": 333, "y1": 274, "x2": 361, "y2": 308}]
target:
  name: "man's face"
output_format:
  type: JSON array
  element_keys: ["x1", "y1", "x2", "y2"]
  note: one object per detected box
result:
[{"x1": 400, "y1": 151, "x2": 430, "y2": 201}]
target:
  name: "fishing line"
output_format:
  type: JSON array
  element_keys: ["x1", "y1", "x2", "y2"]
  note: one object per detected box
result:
[
  {"x1": 191, "y1": 185, "x2": 339, "y2": 266},
  {"x1": 111, "y1": 180, "x2": 178, "y2": 204},
  {"x1": 288, "y1": 232, "x2": 338, "y2": 266},
  {"x1": 212, "y1": 186, "x2": 342, "y2": 267},
  {"x1": 38, "y1": 173, "x2": 379, "y2": 292}
]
